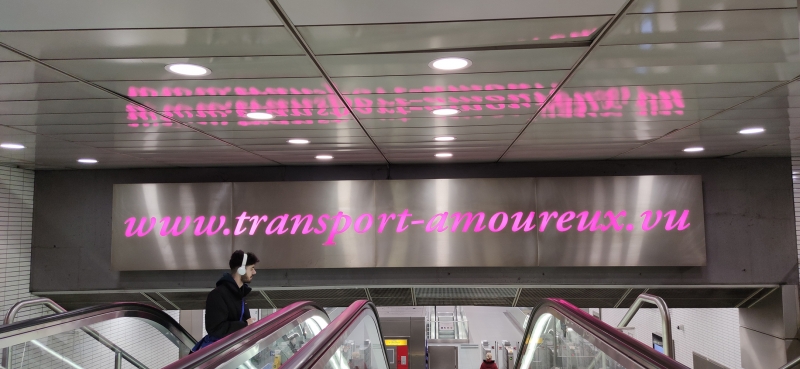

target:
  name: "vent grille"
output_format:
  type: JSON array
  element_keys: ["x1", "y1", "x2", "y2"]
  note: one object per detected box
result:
[
  {"x1": 517, "y1": 288, "x2": 630, "y2": 308},
  {"x1": 415, "y1": 288, "x2": 516, "y2": 306},
  {"x1": 265, "y1": 288, "x2": 367, "y2": 308},
  {"x1": 369, "y1": 288, "x2": 413, "y2": 306}
]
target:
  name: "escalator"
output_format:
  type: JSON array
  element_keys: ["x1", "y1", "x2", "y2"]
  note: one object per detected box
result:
[
  {"x1": 0, "y1": 297, "x2": 686, "y2": 369},
  {"x1": 173, "y1": 297, "x2": 686, "y2": 369},
  {"x1": 0, "y1": 301, "x2": 329, "y2": 369}
]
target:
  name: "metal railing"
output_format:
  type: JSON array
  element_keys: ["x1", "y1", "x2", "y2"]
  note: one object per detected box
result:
[
  {"x1": 617, "y1": 293, "x2": 675, "y2": 360},
  {"x1": 0, "y1": 302, "x2": 196, "y2": 368},
  {"x1": 1, "y1": 298, "x2": 147, "y2": 369},
  {"x1": 779, "y1": 355, "x2": 800, "y2": 369},
  {"x1": 164, "y1": 301, "x2": 327, "y2": 369}
]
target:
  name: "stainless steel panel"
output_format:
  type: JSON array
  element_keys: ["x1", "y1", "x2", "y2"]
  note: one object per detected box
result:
[
  {"x1": 111, "y1": 183, "x2": 232, "y2": 270},
  {"x1": 428, "y1": 346, "x2": 457, "y2": 369},
  {"x1": 110, "y1": 176, "x2": 706, "y2": 269},
  {"x1": 536, "y1": 175, "x2": 706, "y2": 266},
  {"x1": 232, "y1": 181, "x2": 376, "y2": 268},
  {"x1": 375, "y1": 178, "x2": 538, "y2": 267}
]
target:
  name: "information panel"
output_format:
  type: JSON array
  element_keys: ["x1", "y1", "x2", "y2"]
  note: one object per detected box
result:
[{"x1": 111, "y1": 176, "x2": 706, "y2": 270}]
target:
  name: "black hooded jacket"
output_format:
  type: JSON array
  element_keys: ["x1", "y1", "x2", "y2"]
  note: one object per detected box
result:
[{"x1": 205, "y1": 273, "x2": 252, "y2": 338}]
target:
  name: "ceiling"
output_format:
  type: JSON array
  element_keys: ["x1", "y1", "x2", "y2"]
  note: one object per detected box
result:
[
  {"x1": 0, "y1": 0, "x2": 797, "y2": 169},
  {"x1": 38, "y1": 285, "x2": 779, "y2": 310}
]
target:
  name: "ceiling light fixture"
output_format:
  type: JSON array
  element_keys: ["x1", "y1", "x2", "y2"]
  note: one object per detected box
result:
[
  {"x1": 287, "y1": 139, "x2": 310, "y2": 144},
  {"x1": 246, "y1": 112, "x2": 274, "y2": 120},
  {"x1": 738, "y1": 127, "x2": 765, "y2": 134},
  {"x1": 434, "y1": 136, "x2": 456, "y2": 141},
  {"x1": 316, "y1": 155, "x2": 333, "y2": 160},
  {"x1": 77, "y1": 158, "x2": 98, "y2": 164},
  {"x1": 432, "y1": 108, "x2": 459, "y2": 116},
  {"x1": 435, "y1": 153, "x2": 453, "y2": 158},
  {"x1": 0, "y1": 143, "x2": 25, "y2": 150},
  {"x1": 165, "y1": 63, "x2": 211, "y2": 76},
  {"x1": 683, "y1": 147, "x2": 704, "y2": 153},
  {"x1": 430, "y1": 57, "x2": 471, "y2": 71}
]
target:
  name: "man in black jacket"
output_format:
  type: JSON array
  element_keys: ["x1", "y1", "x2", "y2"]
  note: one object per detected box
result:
[{"x1": 204, "y1": 250, "x2": 260, "y2": 339}]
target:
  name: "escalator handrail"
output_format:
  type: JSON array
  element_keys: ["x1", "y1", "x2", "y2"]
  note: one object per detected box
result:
[
  {"x1": 164, "y1": 301, "x2": 327, "y2": 369},
  {"x1": 516, "y1": 298, "x2": 688, "y2": 369},
  {"x1": 280, "y1": 300, "x2": 388, "y2": 369},
  {"x1": 0, "y1": 302, "x2": 196, "y2": 351}
]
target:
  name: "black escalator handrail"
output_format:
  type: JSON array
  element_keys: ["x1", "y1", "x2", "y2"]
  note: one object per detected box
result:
[
  {"x1": 0, "y1": 302, "x2": 196, "y2": 351},
  {"x1": 516, "y1": 298, "x2": 687, "y2": 369},
  {"x1": 281, "y1": 300, "x2": 388, "y2": 369},
  {"x1": 164, "y1": 301, "x2": 327, "y2": 369}
]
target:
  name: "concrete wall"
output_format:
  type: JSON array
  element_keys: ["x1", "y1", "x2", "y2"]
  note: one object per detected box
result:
[{"x1": 30, "y1": 158, "x2": 797, "y2": 292}]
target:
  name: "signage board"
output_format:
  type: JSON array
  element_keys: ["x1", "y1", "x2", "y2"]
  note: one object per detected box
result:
[{"x1": 111, "y1": 176, "x2": 706, "y2": 270}]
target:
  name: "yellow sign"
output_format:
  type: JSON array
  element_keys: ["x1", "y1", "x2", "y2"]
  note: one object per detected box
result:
[{"x1": 384, "y1": 339, "x2": 408, "y2": 346}]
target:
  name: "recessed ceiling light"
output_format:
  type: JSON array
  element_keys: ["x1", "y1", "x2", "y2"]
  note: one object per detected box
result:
[
  {"x1": 430, "y1": 57, "x2": 471, "y2": 71},
  {"x1": 0, "y1": 143, "x2": 25, "y2": 150},
  {"x1": 435, "y1": 153, "x2": 453, "y2": 158},
  {"x1": 432, "y1": 108, "x2": 459, "y2": 116},
  {"x1": 434, "y1": 136, "x2": 456, "y2": 141},
  {"x1": 77, "y1": 158, "x2": 98, "y2": 164},
  {"x1": 287, "y1": 139, "x2": 309, "y2": 144},
  {"x1": 165, "y1": 63, "x2": 211, "y2": 76},
  {"x1": 738, "y1": 127, "x2": 765, "y2": 135},
  {"x1": 246, "y1": 112, "x2": 274, "y2": 120},
  {"x1": 316, "y1": 155, "x2": 333, "y2": 160},
  {"x1": 683, "y1": 147, "x2": 704, "y2": 153}
]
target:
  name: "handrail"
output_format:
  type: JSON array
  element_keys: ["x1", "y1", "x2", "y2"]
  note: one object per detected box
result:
[
  {"x1": 0, "y1": 302, "x2": 196, "y2": 360},
  {"x1": 779, "y1": 355, "x2": 800, "y2": 369},
  {"x1": 281, "y1": 300, "x2": 389, "y2": 369},
  {"x1": 1, "y1": 298, "x2": 147, "y2": 369},
  {"x1": 164, "y1": 301, "x2": 327, "y2": 369},
  {"x1": 516, "y1": 298, "x2": 687, "y2": 369},
  {"x1": 617, "y1": 293, "x2": 675, "y2": 359}
]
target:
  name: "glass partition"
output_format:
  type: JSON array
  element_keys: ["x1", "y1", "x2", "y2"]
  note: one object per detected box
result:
[
  {"x1": 517, "y1": 310, "x2": 644, "y2": 369},
  {"x1": 311, "y1": 310, "x2": 388, "y2": 369}
]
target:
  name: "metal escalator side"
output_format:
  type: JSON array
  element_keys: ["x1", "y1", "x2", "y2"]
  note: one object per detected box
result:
[
  {"x1": 164, "y1": 301, "x2": 329, "y2": 369},
  {"x1": 516, "y1": 299, "x2": 687, "y2": 369},
  {"x1": 280, "y1": 300, "x2": 389, "y2": 369},
  {"x1": 0, "y1": 302, "x2": 197, "y2": 368}
]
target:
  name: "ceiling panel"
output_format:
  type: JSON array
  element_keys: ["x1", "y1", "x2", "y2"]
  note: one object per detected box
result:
[
  {"x1": 0, "y1": 82, "x2": 116, "y2": 101},
  {"x1": 0, "y1": 62, "x2": 75, "y2": 83},
  {"x1": 333, "y1": 71, "x2": 568, "y2": 96},
  {"x1": 298, "y1": 17, "x2": 610, "y2": 55},
  {"x1": 360, "y1": 116, "x2": 529, "y2": 129},
  {"x1": 569, "y1": 63, "x2": 800, "y2": 87},
  {"x1": 318, "y1": 48, "x2": 584, "y2": 77},
  {"x1": 48, "y1": 56, "x2": 319, "y2": 82},
  {"x1": 502, "y1": 143, "x2": 642, "y2": 161},
  {"x1": 96, "y1": 78, "x2": 333, "y2": 99},
  {"x1": 0, "y1": 27, "x2": 303, "y2": 59},
  {"x1": 0, "y1": 99, "x2": 129, "y2": 115},
  {"x1": 560, "y1": 82, "x2": 784, "y2": 100},
  {"x1": 603, "y1": 9, "x2": 798, "y2": 45},
  {"x1": 0, "y1": 0, "x2": 283, "y2": 31},
  {"x1": 281, "y1": 0, "x2": 623, "y2": 25},
  {"x1": 628, "y1": 0, "x2": 795, "y2": 13},
  {"x1": 583, "y1": 40, "x2": 800, "y2": 70}
]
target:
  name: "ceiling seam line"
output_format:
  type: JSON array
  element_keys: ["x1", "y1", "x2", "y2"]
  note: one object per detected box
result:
[
  {"x1": 495, "y1": 0, "x2": 637, "y2": 162},
  {"x1": 0, "y1": 41, "x2": 285, "y2": 166},
  {"x1": 0, "y1": 121, "x2": 180, "y2": 169},
  {"x1": 265, "y1": 0, "x2": 389, "y2": 164},
  {"x1": 140, "y1": 292, "x2": 166, "y2": 310},
  {"x1": 608, "y1": 74, "x2": 800, "y2": 159}
]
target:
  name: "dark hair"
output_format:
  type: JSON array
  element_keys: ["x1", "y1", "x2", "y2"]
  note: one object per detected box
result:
[{"x1": 229, "y1": 250, "x2": 260, "y2": 270}]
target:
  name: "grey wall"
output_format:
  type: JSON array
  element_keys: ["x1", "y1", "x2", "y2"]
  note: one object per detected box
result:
[
  {"x1": 380, "y1": 317, "x2": 426, "y2": 369},
  {"x1": 30, "y1": 158, "x2": 797, "y2": 293}
]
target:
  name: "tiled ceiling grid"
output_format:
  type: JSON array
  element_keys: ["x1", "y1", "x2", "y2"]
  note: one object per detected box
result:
[{"x1": 0, "y1": 0, "x2": 798, "y2": 169}]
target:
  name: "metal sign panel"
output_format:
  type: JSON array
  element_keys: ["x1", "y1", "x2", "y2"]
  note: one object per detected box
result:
[{"x1": 111, "y1": 175, "x2": 706, "y2": 270}]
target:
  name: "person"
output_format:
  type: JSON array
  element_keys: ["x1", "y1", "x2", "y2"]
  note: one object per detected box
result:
[
  {"x1": 191, "y1": 250, "x2": 260, "y2": 353},
  {"x1": 480, "y1": 353, "x2": 498, "y2": 369}
]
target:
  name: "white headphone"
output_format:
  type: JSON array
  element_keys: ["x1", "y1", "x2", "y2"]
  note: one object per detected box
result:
[{"x1": 237, "y1": 253, "x2": 248, "y2": 276}]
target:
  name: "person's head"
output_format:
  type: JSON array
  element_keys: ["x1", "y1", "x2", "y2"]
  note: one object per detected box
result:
[
  {"x1": 229, "y1": 250, "x2": 259, "y2": 283},
  {"x1": 485, "y1": 353, "x2": 493, "y2": 361}
]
